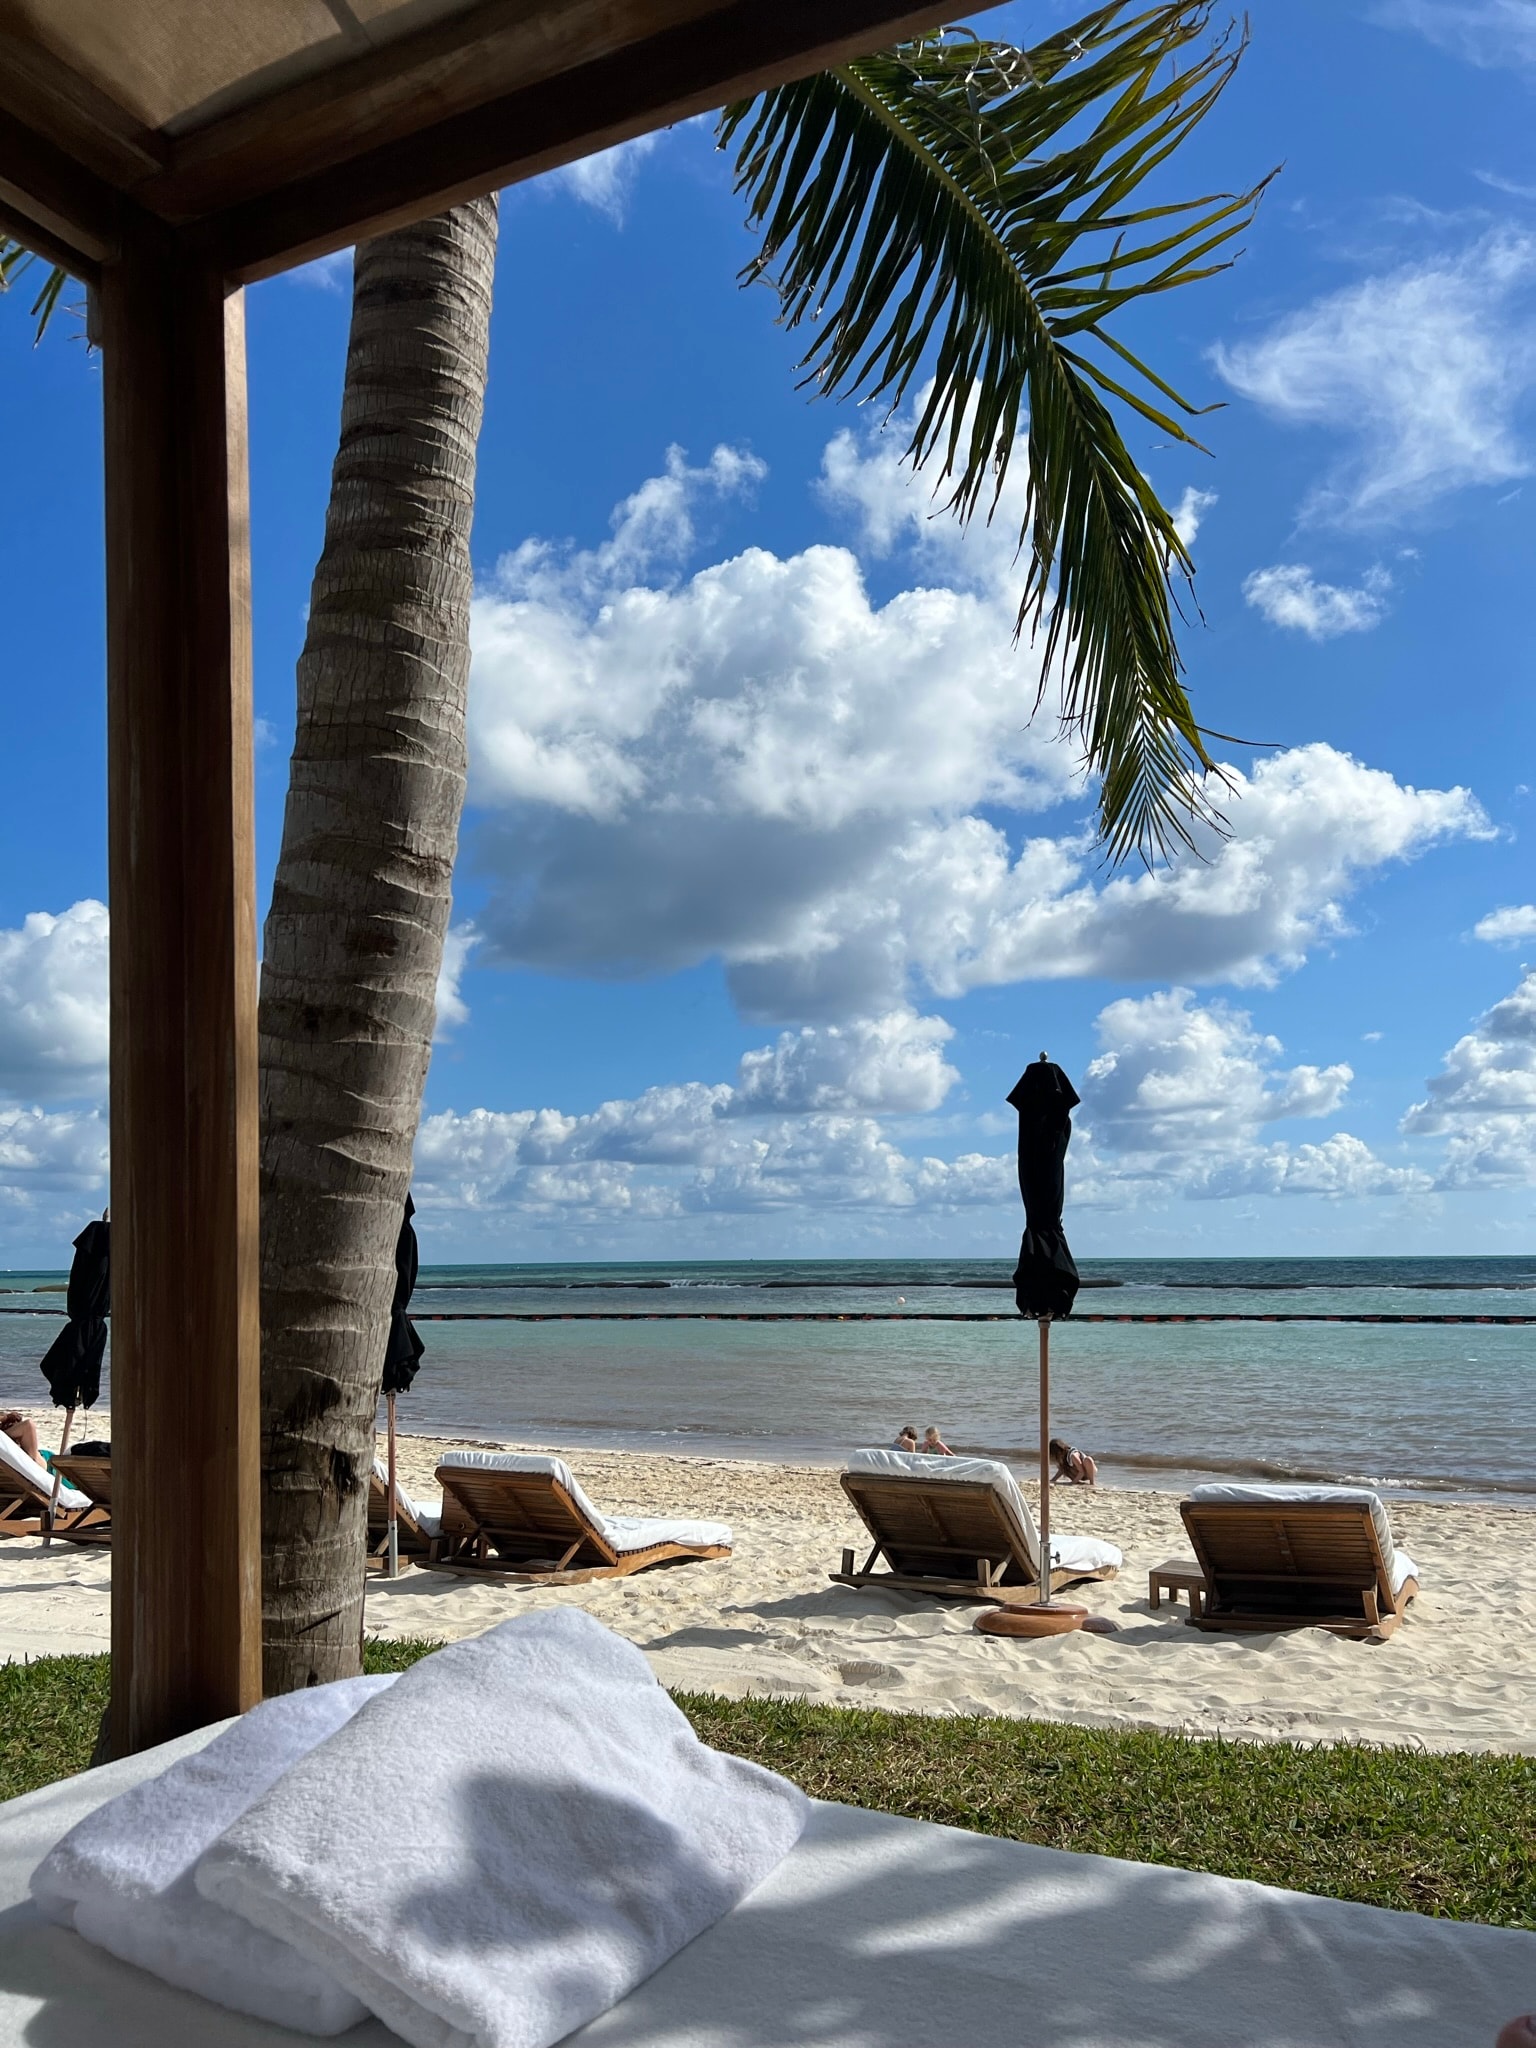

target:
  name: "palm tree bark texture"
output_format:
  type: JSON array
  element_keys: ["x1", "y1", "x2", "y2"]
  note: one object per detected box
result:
[{"x1": 259, "y1": 196, "x2": 498, "y2": 1692}]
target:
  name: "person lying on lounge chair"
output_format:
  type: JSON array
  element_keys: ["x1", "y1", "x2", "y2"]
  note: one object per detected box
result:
[
  {"x1": 0, "y1": 1413, "x2": 48, "y2": 1468},
  {"x1": 1050, "y1": 1437, "x2": 1097, "y2": 1485}
]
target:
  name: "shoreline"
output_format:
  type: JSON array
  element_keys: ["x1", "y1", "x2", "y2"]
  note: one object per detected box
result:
[
  {"x1": 8, "y1": 1401, "x2": 1536, "y2": 1510},
  {"x1": 5, "y1": 1419, "x2": 1536, "y2": 1754}
]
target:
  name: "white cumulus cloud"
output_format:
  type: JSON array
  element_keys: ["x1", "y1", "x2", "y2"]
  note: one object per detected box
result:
[
  {"x1": 1242, "y1": 564, "x2": 1392, "y2": 638},
  {"x1": 1473, "y1": 903, "x2": 1536, "y2": 943},
  {"x1": 434, "y1": 923, "x2": 479, "y2": 1038},
  {"x1": 0, "y1": 901, "x2": 109, "y2": 1100},
  {"x1": 1213, "y1": 227, "x2": 1536, "y2": 523},
  {"x1": 409, "y1": 990, "x2": 1419, "y2": 1228},
  {"x1": 0, "y1": 1104, "x2": 109, "y2": 1199},
  {"x1": 1403, "y1": 968, "x2": 1536, "y2": 1184},
  {"x1": 1172, "y1": 486, "x2": 1218, "y2": 548},
  {"x1": 466, "y1": 439, "x2": 1487, "y2": 1023},
  {"x1": 734, "y1": 1011, "x2": 957, "y2": 1115},
  {"x1": 1068, "y1": 991, "x2": 1420, "y2": 1203}
]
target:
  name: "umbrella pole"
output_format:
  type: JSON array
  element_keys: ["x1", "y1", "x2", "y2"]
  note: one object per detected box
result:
[
  {"x1": 43, "y1": 1403, "x2": 77, "y2": 1551},
  {"x1": 386, "y1": 1390, "x2": 399, "y2": 1580},
  {"x1": 1036, "y1": 1319, "x2": 1051, "y2": 1607}
]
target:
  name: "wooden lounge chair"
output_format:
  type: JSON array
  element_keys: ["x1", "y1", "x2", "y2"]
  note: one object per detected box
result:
[
  {"x1": 424, "y1": 1452, "x2": 731, "y2": 1583},
  {"x1": 831, "y1": 1448, "x2": 1120, "y2": 1606},
  {"x1": 1179, "y1": 1484, "x2": 1421, "y2": 1641},
  {"x1": 46, "y1": 1453, "x2": 113, "y2": 1545},
  {"x1": 0, "y1": 1438, "x2": 107, "y2": 1543},
  {"x1": 366, "y1": 1461, "x2": 439, "y2": 1572}
]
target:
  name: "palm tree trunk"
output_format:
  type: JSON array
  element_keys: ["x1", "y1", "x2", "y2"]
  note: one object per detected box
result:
[{"x1": 259, "y1": 196, "x2": 497, "y2": 1694}]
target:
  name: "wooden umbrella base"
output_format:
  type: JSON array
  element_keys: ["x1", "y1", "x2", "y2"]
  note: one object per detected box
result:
[{"x1": 974, "y1": 1602, "x2": 1088, "y2": 1639}]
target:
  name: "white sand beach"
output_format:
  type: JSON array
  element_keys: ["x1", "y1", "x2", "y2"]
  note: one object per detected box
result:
[{"x1": 5, "y1": 1416, "x2": 1535, "y2": 1754}]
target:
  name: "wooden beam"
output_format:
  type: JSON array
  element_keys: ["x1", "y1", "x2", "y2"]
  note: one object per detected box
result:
[
  {"x1": 102, "y1": 217, "x2": 261, "y2": 1755},
  {"x1": 149, "y1": 0, "x2": 997, "y2": 238},
  {"x1": 206, "y1": 0, "x2": 992, "y2": 283},
  {"x1": 143, "y1": 0, "x2": 714, "y2": 223},
  {"x1": 0, "y1": 104, "x2": 120, "y2": 273},
  {"x1": 0, "y1": 194, "x2": 99, "y2": 286}
]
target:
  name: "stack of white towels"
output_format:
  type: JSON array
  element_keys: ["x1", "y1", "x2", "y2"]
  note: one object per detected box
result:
[{"x1": 31, "y1": 1609, "x2": 808, "y2": 2047}]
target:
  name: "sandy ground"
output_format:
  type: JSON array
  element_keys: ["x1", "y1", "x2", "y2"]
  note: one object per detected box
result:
[{"x1": 5, "y1": 1414, "x2": 1535, "y2": 1753}]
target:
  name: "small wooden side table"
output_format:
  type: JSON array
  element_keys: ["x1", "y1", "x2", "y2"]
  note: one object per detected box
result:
[{"x1": 1148, "y1": 1558, "x2": 1207, "y2": 1617}]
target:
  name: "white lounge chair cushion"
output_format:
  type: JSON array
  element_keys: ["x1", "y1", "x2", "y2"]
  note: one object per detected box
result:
[
  {"x1": 437, "y1": 1451, "x2": 731, "y2": 1553},
  {"x1": 1188, "y1": 1483, "x2": 1420, "y2": 1598},
  {"x1": 845, "y1": 1448, "x2": 1122, "y2": 1575},
  {"x1": 0, "y1": 1431, "x2": 89, "y2": 1513},
  {"x1": 369, "y1": 1461, "x2": 439, "y2": 1539}
]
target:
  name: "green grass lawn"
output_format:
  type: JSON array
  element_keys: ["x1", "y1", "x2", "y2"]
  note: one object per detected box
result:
[{"x1": 4, "y1": 1645, "x2": 1532, "y2": 1929}]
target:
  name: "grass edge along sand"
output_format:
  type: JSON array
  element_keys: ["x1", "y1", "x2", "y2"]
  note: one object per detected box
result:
[{"x1": 2, "y1": 1644, "x2": 1532, "y2": 1930}]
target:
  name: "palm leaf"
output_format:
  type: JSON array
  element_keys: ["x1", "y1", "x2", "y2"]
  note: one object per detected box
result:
[
  {"x1": 0, "y1": 238, "x2": 70, "y2": 338},
  {"x1": 722, "y1": 3, "x2": 1274, "y2": 862}
]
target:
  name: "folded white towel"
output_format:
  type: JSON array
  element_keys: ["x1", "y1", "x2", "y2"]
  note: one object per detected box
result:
[
  {"x1": 31, "y1": 1672, "x2": 394, "y2": 2035},
  {"x1": 197, "y1": 1608, "x2": 809, "y2": 2048}
]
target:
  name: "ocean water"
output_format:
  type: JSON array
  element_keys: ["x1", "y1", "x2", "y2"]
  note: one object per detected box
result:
[{"x1": 4, "y1": 1255, "x2": 1534, "y2": 1503}]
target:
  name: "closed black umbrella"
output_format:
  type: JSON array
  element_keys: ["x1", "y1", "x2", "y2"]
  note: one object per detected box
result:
[
  {"x1": 1009, "y1": 1056, "x2": 1080, "y2": 1322},
  {"x1": 1003, "y1": 1056, "x2": 1082, "y2": 1626},
  {"x1": 380, "y1": 1195, "x2": 425, "y2": 1577},
  {"x1": 38, "y1": 1213, "x2": 109, "y2": 1541}
]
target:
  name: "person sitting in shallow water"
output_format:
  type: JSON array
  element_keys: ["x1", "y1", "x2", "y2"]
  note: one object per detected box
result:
[
  {"x1": 1050, "y1": 1436, "x2": 1097, "y2": 1486},
  {"x1": 892, "y1": 1425, "x2": 919, "y2": 1452},
  {"x1": 921, "y1": 1425, "x2": 955, "y2": 1456}
]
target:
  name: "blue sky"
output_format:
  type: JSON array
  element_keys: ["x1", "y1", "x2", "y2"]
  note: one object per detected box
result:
[{"x1": 3, "y1": 0, "x2": 1536, "y2": 1264}]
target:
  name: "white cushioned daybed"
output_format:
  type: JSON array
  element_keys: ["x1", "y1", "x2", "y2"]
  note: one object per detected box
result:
[{"x1": 2, "y1": 1722, "x2": 1532, "y2": 2048}]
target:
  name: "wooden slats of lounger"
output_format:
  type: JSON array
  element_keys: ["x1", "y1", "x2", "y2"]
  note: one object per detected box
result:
[
  {"x1": 425, "y1": 1464, "x2": 731, "y2": 1584},
  {"x1": 5, "y1": 1454, "x2": 111, "y2": 1544},
  {"x1": 1179, "y1": 1499, "x2": 1417, "y2": 1640},
  {"x1": 832, "y1": 1473, "x2": 1114, "y2": 1606}
]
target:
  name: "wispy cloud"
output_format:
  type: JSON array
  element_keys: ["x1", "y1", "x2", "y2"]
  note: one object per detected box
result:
[
  {"x1": 286, "y1": 249, "x2": 352, "y2": 294},
  {"x1": 545, "y1": 135, "x2": 659, "y2": 225},
  {"x1": 1213, "y1": 227, "x2": 1536, "y2": 523},
  {"x1": 1475, "y1": 169, "x2": 1536, "y2": 199},
  {"x1": 1372, "y1": 0, "x2": 1536, "y2": 70},
  {"x1": 1242, "y1": 563, "x2": 1392, "y2": 638}
]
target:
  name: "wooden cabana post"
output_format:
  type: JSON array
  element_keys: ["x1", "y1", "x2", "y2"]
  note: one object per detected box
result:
[
  {"x1": 101, "y1": 224, "x2": 262, "y2": 1754},
  {"x1": 0, "y1": 0, "x2": 997, "y2": 1757}
]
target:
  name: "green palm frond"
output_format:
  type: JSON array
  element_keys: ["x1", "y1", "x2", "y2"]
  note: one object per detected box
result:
[
  {"x1": 0, "y1": 238, "x2": 70, "y2": 337},
  {"x1": 721, "y1": 4, "x2": 1274, "y2": 863}
]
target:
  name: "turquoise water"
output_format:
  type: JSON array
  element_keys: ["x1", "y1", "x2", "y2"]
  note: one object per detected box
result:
[{"x1": 7, "y1": 1256, "x2": 1531, "y2": 1501}]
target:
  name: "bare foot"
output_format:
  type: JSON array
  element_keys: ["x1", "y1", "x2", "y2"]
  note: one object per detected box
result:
[{"x1": 1496, "y1": 2018, "x2": 1536, "y2": 2048}]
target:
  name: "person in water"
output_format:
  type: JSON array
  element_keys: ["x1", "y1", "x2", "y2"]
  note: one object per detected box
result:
[
  {"x1": 1050, "y1": 1436, "x2": 1097, "y2": 1485},
  {"x1": 892, "y1": 1425, "x2": 920, "y2": 1452},
  {"x1": 921, "y1": 1426, "x2": 955, "y2": 1456}
]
